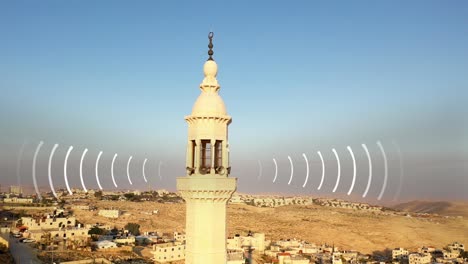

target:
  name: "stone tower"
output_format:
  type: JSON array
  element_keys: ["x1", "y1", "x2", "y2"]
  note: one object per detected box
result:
[{"x1": 176, "y1": 32, "x2": 237, "y2": 264}]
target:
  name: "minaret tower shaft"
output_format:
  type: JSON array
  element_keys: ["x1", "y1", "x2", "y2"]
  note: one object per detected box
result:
[{"x1": 177, "y1": 32, "x2": 237, "y2": 264}]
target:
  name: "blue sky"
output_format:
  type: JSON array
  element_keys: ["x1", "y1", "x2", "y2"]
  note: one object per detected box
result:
[{"x1": 0, "y1": 1, "x2": 467, "y2": 203}]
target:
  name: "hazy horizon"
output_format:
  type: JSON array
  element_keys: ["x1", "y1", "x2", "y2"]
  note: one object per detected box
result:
[{"x1": 1, "y1": 1, "x2": 467, "y2": 204}]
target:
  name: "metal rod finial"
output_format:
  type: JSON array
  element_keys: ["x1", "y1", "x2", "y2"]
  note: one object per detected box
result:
[{"x1": 208, "y1": 32, "x2": 214, "y2": 61}]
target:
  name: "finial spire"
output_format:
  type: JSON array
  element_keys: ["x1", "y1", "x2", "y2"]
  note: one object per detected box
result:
[{"x1": 208, "y1": 32, "x2": 214, "y2": 61}]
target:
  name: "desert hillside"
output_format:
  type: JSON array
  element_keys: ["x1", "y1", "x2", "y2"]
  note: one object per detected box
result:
[
  {"x1": 73, "y1": 200, "x2": 468, "y2": 254},
  {"x1": 393, "y1": 201, "x2": 468, "y2": 217}
]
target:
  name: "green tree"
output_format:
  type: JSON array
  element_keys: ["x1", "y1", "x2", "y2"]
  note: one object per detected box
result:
[
  {"x1": 110, "y1": 226, "x2": 119, "y2": 235},
  {"x1": 94, "y1": 191, "x2": 103, "y2": 200},
  {"x1": 88, "y1": 226, "x2": 106, "y2": 235},
  {"x1": 124, "y1": 193, "x2": 135, "y2": 200},
  {"x1": 124, "y1": 223, "x2": 141, "y2": 236}
]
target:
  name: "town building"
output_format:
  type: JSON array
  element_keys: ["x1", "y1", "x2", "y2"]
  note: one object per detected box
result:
[
  {"x1": 2, "y1": 197, "x2": 33, "y2": 204},
  {"x1": 9, "y1": 185, "x2": 22, "y2": 195},
  {"x1": 95, "y1": 240, "x2": 117, "y2": 249},
  {"x1": 447, "y1": 242, "x2": 465, "y2": 252},
  {"x1": 113, "y1": 236, "x2": 135, "y2": 245},
  {"x1": 393, "y1": 247, "x2": 409, "y2": 261},
  {"x1": 176, "y1": 32, "x2": 237, "y2": 264},
  {"x1": 71, "y1": 205, "x2": 90, "y2": 210},
  {"x1": 26, "y1": 226, "x2": 90, "y2": 242},
  {"x1": 173, "y1": 231, "x2": 186, "y2": 242},
  {"x1": 21, "y1": 215, "x2": 77, "y2": 231},
  {"x1": 442, "y1": 250, "x2": 460, "y2": 259},
  {"x1": 151, "y1": 241, "x2": 186, "y2": 263},
  {"x1": 227, "y1": 232, "x2": 266, "y2": 253},
  {"x1": 226, "y1": 249, "x2": 245, "y2": 264},
  {"x1": 277, "y1": 252, "x2": 310, "y2": 264},
  {"x1": 409, "y1": 253, "x2": 432, "y2": 264}
]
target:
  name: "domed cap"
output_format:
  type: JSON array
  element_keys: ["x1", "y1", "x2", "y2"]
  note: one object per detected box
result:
[
  {"x1": 191, "y1": 32, "x2": 228, "y2": 116},
  {"x1": 191, "y1": 92, "x2": 227, "y2": 116}
]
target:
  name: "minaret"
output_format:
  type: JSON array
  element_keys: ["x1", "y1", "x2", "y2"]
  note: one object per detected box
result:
[{"x1": 177, "y1": 32, "x2": 237, "y2": 264}]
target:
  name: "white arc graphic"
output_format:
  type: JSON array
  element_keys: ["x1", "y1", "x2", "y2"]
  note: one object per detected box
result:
[
  {"x1": 32, "y1": 141, "x2": 44, "y2": 199},
  {"x1": 48, "y1": 144, "x2": 59, "y2": 199},
  {"x1": 287, "y1": 156, "x2": 294, "y2": 185},
  {"x1": 158, "y1": 161, "x2": 163, "y2": 180},
  {"x1": 317, "y1": 151, "x2": 325, "y2": 190},
  {"x1": 127, "y1": 156, "x2": 133, "y2": 185},
  {"x1": 79, "y1": 149, "x2": 88, "y2": 192},
  {"x1": 393, "y1": 141, "x2": 404, "y2": 202},
  {"x1": 111, "y1": 154, "x2": 118, "y2": 188},
  {"x1": 332, "y1": 148, "x2": 341, "y2": 193},
  {"x1": 95, "y1": 151, "x2": 103, "y2": 190},
  {"x1": 362, "y1": 144, "x2": 372, "y2": 198},
  {"x1": 302, "y1": 153, "x2": 310, "y2": 188},
  {"x1": 257, "y1": 160, "x2": 263, "y2": 181},
  {"x1": 142, "y1": 158, "x2": 148, "y2": 183},
  {"x1": 377, "y1": 141, "x2": 388, "y2": 201},
  {"x1": 64, "y1": 146, "x2": 74, "y2": 195},
  {"x1": 272, "y1": 158, "x2": 278, "y2": 183},
  {"x1": 346, "y1": 146, "x2": 357, "y2": 196}
]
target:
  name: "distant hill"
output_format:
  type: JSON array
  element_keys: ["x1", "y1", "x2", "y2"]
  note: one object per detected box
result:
[
  {"x1": 393, "y1": 201, "x2": 468, "y2": 217},
  {"x1": 71, "y1": 200, "x2": 468, "y2": 254}
]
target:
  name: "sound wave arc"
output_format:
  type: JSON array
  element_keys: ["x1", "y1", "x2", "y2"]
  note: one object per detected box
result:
[
  {"x1": 272, "y1": 158, "x2": 278, "y2": 183},
  {"x1": 127, "y1": 156, "x2": 133, "y2": 185},
  {"x1": 64, "y1": 146, "x2": 74, "y2": 195},
  {"x1": 32, "y1": 141, "x2": 44, "y2": 200},
  {"x1": 346, "y1": 146, "x2": 357, "y2": 196},
  {"x1": 142, "y1": 158, "x2": 148, "y2": 183},
  {"x1": 79, "y1": 148, "x2": 88, "y2": 193},
  {"x1": 111, "y1": 154, "x2": 118, "y2": 188},
  {"x1": 377, "y1": 141, "x2": 388, "y2": 201},
  {"x1": 332, "y1": 148, "x2": 341, "y2": 193},
  {"x1": 287, "y1": 156, "x2": 294, "y2": 185},
  {"x1": 48, "y1": 144, "x2": 59, "y2": 199},
  {"x1": 95, "y1": 151, "x2": 103, "y2": 190},
  {"x1": 362, "y1": 143, "x2": 372, "y2": 198},
  {"x1": 317, "y1": 151, "x2": 325, "y2": 190},
  {"x1": 302, "y1": 153, "x2": 310, "y2": 188}
]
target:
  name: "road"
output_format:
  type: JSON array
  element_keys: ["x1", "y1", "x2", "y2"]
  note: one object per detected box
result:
[{"x1": 9, "y1": 236, "x2": 43, "y2": 264}]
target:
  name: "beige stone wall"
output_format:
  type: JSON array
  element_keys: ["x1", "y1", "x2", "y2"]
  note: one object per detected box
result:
[
  {"x1": 22, "y1": 216, "x2": 76, "y2": 231},
  {"x1": 98, "y1": 210, "x2": 120, "y2": 218},
  {"x1": 152, "y1": 243, "x2": 186, "y2": 263}
]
